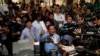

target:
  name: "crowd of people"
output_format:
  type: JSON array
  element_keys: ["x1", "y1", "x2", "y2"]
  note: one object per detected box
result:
[{"x1": 0, "y1": 1, "x2": 100, "y2": 56}]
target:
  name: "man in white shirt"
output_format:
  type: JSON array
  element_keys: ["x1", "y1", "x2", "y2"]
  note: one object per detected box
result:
[
  {"x1": 54, "y1": 6, "x2": 65, "y2": 28},
  {"x1": 32, "y1": 14, "x2": 45, "y2": 41}
]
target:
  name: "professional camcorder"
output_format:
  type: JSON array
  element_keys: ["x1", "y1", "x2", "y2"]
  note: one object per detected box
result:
[
  {"x1": 44, "y1": 36, "x2": 53, "y2": 43},
  {"x1": 59, "y1": 23, "x2": 76, "y2": 35},
  {"x1": 74, "y1": 25, "x2": 100, "y2": 49}
]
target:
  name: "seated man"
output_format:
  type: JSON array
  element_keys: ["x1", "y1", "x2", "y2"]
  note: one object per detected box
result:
[{"x1": 40, "y1": 25, "x2": 61, "y2": 56}]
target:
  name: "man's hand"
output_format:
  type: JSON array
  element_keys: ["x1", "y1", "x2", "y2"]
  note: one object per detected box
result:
[
  {"x1": 74, "y1": 28, "x2": 81, "y2": 34},
  {"x1": 51, "y1": 37, "x2": 58, "y2": 44},
  {"x1": 16, "y1": 31, "x2": 21, "y2": 35},
  {"x1": 40, "y1": 29, "x2": 45, "y2": 36}
]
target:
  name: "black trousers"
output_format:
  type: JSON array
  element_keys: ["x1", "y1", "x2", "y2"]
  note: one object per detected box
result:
[
  {"x1": 40, "y1": 42, "x2": 47, "y2": 56},
  {"x1": 3, "y1": 39, "x2": 13, "y2": 56}
]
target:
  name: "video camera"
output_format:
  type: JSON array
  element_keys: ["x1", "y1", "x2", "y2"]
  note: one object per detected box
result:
[
  {"x1": 44, "y1": 36, "x2": 53, "y2": 43},
  {"x1": 59, "y1": 23, "x2": 76, "y2": 36},
  {"x1": 73, "y1": 25, "x2": 100, "y2": 49}
]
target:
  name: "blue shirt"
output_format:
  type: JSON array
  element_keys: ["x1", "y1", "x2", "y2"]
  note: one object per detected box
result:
[
  {"x1": 41, "y1": 32, "x2": 60, "y2": 53},
  {"x1": 20, "y1": 27, "x2": 35, "y2": 40},
  {"x1": 61, "y1": 35, "x2": 73, "y2": 44}
]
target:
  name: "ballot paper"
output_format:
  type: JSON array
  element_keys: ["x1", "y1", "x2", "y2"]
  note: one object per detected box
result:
[
  {"x1": 13, "y1": 39, "x2": 34, "y2": 54},
  {"x1": 40, "y1": 21, "x2": 47, "y2": 32}
]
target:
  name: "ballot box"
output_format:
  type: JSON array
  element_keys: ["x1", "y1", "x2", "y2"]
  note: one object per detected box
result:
[{"x1": 13, "y1": 39, "x2": 34, "y2": 56}]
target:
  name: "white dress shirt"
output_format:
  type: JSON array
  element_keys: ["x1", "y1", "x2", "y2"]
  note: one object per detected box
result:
[
  {"x1": 32, "y1": 20, "x2": 43, "y2": 41},
  {"x1": 54, "y1": 13, "x2": 65, "y2": 27}
]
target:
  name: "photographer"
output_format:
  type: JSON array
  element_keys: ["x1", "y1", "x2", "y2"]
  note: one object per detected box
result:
[
  {"x1": 60, "y1": 15, "x2": 76, "y2": 44},
  {"x1": 40, "y1": 25, "x2": 61, "y2": 56},
  {"x1": 84, "y1": 8, "x2": 96, "y2": 22},
  {"x1": 74, "y1": 15, "x2": 84, "y2": 37},
  {"x1": 72, "y1": 16, "x2": 83, "y2": 46}
]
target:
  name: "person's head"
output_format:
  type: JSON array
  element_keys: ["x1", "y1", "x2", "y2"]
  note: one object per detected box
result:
[
  {"x1": 49, "y1": 12, "x2": 54, "y2": 20},
  {"x1": 91, "y1": 16, "x2": 97, "y2": 24},
  {"x1": 52, "y1": 4, "x2": 59, "y2": 12},
  {"x1": 0, "y1": 16, "x2": 3, "y2": 22},
  {"x1": 16, "y1": 9, "x2": 22, "y2": 16},
  {"x1": 72, "y1": 3, "x2": 78, "y2": 9},
  {"x1": 15, "y1": 17, "x2": 21, "y2": 23},
  {"x1": 55, "y1": 5, "x2": 61, "y2": 13},
  {"x1": 25, "y1": 21, "x2": 32, "y2": 29},
  {"x1": 22, "y1": 16, "x2": 28, "y2": 22},
  {"x1": 65, "y1": 11, "x2": 70, "y2": 15},
  {"x1": 48, "y1": 25, "x2": 56, "y2": 35},
  {"x1": 44, "y1": 10, "x2": 50, "y2": 17},
  {"x1": 77, "y1": 15, "x2": 84, "y2": 25},
  {"x1": 86, "y1": 8, "x2": 92, "y2": 15},
  {"x1": 66, "y1": 16, "x2": 73, "y2": 24},
  {"x1": 36, "y1": 13, "x2": 41, "y2": 21},
  {"x1": 97, "y1": 18, "x2": 100, "y2": 25}
]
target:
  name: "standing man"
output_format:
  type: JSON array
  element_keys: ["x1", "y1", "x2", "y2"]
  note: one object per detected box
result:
[
  {"x1": 32, "y1": 14, "x2": 45, "y2": 41},
  {"x1": 20, "y1": 21, "x2": 36, "y2": 41},
  {"x1": 54, "y1": 5, "x2": 65, "y2": 28},
  {"x1": 0, "y1": 16, "x2": 13, "y2": 56}
]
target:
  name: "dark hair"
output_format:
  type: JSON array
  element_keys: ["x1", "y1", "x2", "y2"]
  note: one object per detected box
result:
[
  {"x1": 60, "y1": 39, "x2": 70, "y2": 46},
  {"x1": 52, "y1": 4, "x2": 60, "y2": 8},
  {"x1": 47, "y1": 25, "x2": 56, "y2": 30},
  {"x1": 35, "y1": 13, "x2": 41, "y2": 19},
  {"x1": 66, "y1": 15, "x2": 73, "y2": 20},
  {"x1": 0, "y1": 15, "x2": 3, "y2": 18},
  {"x1": 97, "y1": 15, "x2": 100, "y2": 20},
  {"x1": 78, "y1": 15, "x2": 84, "y2": 20},
  {"x1": 25, "y1": 20, "x2": 32, "y2": 24},
  {"x1": 97, "y1": 17, "x2": 100, "y2": 20},
  {"x1": 49, "y1": 12, "x2": 54, "y2": 15}
]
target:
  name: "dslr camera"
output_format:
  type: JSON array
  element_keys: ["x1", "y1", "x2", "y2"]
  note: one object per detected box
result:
[{"x1": 44, "y1": 36, "x2": 53, "y2": 43}]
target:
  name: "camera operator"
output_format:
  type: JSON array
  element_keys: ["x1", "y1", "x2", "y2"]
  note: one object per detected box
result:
[
  {"x1": 84, "y1": 8, "x2": 96, "y2": 22},
  {"x1": 73, "y1": 15, "x2": 89, "y2": 48},
  {"x1": 74, "y1": 15, "x2": 84, "y2": 37},
  {"x1": 40, "y1": 25, "x2": 61, "y2": 56},
  {"x1": 60, "y1": 15, "x2": 76, "y2": 44}
]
